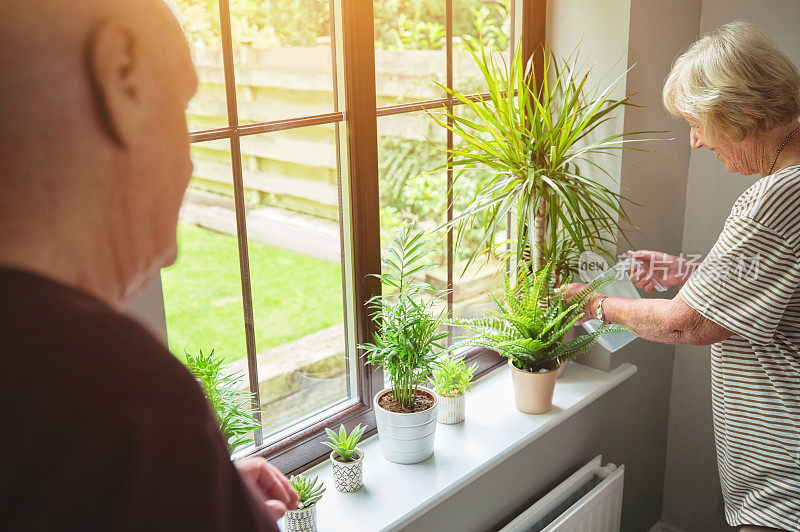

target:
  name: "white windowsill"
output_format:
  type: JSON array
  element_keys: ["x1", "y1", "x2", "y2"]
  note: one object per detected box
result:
[{"x1": 278, "y1": 361, "x2": 638, "y2": 532}]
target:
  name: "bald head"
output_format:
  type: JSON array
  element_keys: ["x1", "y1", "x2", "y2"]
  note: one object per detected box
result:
[{"x1": 0, "y1": 0, "x2": 198, "y2": 307}]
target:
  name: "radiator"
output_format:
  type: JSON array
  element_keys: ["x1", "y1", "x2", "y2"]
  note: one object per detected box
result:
[{"x1": 499, "y1": 455, "x2": 624, "y2": 532}]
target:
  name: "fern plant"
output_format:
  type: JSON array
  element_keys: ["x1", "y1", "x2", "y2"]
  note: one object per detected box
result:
[
  {"x1": 431, "y1": 356, "x2": 479, "y2": 397},
  {"x1": 289, "y1": 474, "x2": 326, "y2": 510},
  {"x1": 360, "y1": 223, "x2": 450, "y2": 410},
  {"x1": 452, "y1": 260, "x2": 624, "y2": 373},
  {"x1": 185, "y1": 349, "x2": 260, "y2": 454},
  {"x1": 322, "y1": 424, "x2": 366, "y2": 462}
]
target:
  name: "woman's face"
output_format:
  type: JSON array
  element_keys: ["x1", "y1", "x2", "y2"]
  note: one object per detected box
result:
[{"x1": 687, "y1": 118, "x2": 758, "y2": 175}]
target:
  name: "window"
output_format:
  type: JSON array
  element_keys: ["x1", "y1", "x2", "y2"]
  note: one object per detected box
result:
[{"x1": 162, "y1": 0, "x2": 545, "y2": 474}]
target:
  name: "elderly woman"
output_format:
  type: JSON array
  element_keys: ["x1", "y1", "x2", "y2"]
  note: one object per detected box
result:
[{"x1": 565, "y1": 21, "x2": 800, "y2": 532}]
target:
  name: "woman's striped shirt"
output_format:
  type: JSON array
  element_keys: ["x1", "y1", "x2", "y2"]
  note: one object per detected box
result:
[{"x1": 680, "y1": 164, "x2": 800, "y2": 531}]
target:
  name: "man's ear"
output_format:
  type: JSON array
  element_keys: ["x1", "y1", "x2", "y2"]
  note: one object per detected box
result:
[{"x1": 87, "y1": 19, "x2": 147, "y2": 147}]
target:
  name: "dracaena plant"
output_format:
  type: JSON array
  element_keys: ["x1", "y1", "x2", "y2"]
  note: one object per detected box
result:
[
  {"x1": 185, "y1": 349, "x2": 260, "y2": 454},
  {"x1": 289, "y1": 474, "x2": 325, "y2": 510},
  {"x1": 360, "y1": 223, "x2": 449, "y2": 410},
  {"x1": 452, "y1": 260, "x2": 624, "y2": 373},
  {"x1": 428, "y1": 38, "x2": 653, "y2": 279},
  {"x1": 322, "y1": 424, "x2": 366, "y2": 462},
  {"x1": 431, "y1": 355, "x2": 479, "y2": 397}
]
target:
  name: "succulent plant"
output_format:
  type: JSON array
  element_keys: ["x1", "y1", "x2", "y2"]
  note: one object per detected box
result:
[
  {"x1": 322, "y1": 424, "x2": 366, "y2": 462},
  {"x1": 289, "y1": 474, "x2": 326, "y2": 509}
]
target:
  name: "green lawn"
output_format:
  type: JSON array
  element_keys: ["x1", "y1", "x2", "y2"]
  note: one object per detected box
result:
[{"x1": 162, "y1": 223, "x2": 344, "y2": 363}]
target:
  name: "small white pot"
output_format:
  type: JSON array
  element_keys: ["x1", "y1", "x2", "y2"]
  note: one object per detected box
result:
[
  {"x1": 331, "y1": 448, "x2": 364, "y2": 492},
  {"x1": 435, "y1": 392, "x2": 466, "y2": 424},
  {"x1": 284, "y1": 504, "x2": 317, "y2": 532},
  {"x1": 374, "y1": 387, "x2": 438, "y2": 464}
]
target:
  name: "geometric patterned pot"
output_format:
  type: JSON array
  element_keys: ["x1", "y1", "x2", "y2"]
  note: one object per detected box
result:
[
  {"x1": 435, "y1": 393, "x2": 466, "y2": 424},
  {"x1": 331, "y1": 448, "x2": 364, "y2": 493},
  {"x1": 284, "y1": 504, "x2": 317, "y2": 532}
]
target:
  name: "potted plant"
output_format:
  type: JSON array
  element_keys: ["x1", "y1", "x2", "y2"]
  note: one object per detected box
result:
[
  {"x1": 428, "y1": 38, "x2": 651, "y2": 280},
  {"x1": 430, "y1": 355, "x2": 478, "y2": 424},
  {"x1": 322, "y1": 424, "x2": 366, "y2": 493},
  {"x1": 361, "y1": 223, "x2": 450, "y2": 464},
  {"x1": 284, "y1": 474, "x2": 325, "y2": 532},
  {"x1": 453, "y1": 260, "x2": 622, "y2": 414},
  {"x1": 185, "y1": 349, "x2": 260, "y2": 454}
]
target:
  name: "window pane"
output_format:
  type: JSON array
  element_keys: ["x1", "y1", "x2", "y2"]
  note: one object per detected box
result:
[
  {"x1": 377, "y1": 110, "x2": 502, "y2": 348},
  {"x1": 453, "y1": 0, "x2": 513, "y2": 95},
  {"x1": 230, "y1": 0, "x2": 337, "y2": 122},
  {"x1": 173, "y1": 0, "x2": 229, "y2": 132},
  {"x1": 374, "y1": 1, "x2": 446, "y2": 105},
  {"x1": 240, "y1": 126, "x2": 351, "y2": 437},
  {"x1": 162, "y1": 140, "x2": 248, "y2": 364}
]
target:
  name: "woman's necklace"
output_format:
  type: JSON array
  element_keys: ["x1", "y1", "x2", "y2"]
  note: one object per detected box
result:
[{"x1": 768, "y1": 124, "x2": 800, "y2": 175}]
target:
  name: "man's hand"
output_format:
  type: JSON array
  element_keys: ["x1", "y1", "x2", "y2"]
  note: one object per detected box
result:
[
  {"x1": 558, "y1": 282, "x2": 594, "y2": 324},
  {"x1": 626, "y1": 250, "x2": 698, "y2": 292},
  {"x1": 235, "y1": 457, "x2": 299, "y2": 520}
]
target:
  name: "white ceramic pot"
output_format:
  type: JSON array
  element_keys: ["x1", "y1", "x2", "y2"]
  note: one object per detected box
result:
[
  {"x1": 435, "y1": 392, "x2": 466, "y2": 424},
  {"x1": 284, "y1": 504, "x2": 317, "y2": 532},
  {"x1": 331, "y1": 448, "x2": 364, "y2": 493},
  {"x1": 373, "y1": 387, "x2": 438, "y2": 464}
]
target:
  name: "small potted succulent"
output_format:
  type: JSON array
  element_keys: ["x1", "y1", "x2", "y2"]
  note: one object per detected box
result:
[
  {"x1": 322, "y1": 424, "x2": 366, "y2": 493},
  {"x1": 284, "y1": 474, "x2": 325, "y2": 532},
  {"x1": 361, "y1": 223, "x2": 449, "y2": 464},
  {"x1": 184, "y1": 349, "x2": 260, "y2": 454},
  {"x1": 430, "y1": 355, "x2": 478, "y2": 424},
  {"x1": 453, "y1": 260, "x2": 621, "y2": 414}
]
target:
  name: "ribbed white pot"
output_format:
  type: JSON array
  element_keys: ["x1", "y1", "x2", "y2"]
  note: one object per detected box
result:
[
  {"x1": 435, "y1": 392, "x2": 466, "y2": 424},
  {"x1": 331, "y1": 448, "x2": 364, "y2": 493},
  {"x1": 284, "y1": 504, "x2": 317, "y2": 532},
  {"x1": 374, "y1": 387, "x2": 438, "y2": 464}
]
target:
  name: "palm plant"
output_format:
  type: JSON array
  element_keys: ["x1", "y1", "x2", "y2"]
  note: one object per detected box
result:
[
  {"x1": 428, "y1": 39, "x2": 651, "y2": 278},
  {"x1": 289, "y1": 474, "x2": 326, "y2": 510},
  {"x1": 452, "y1": 260, "x2": 624, "y2": 372},
  {"x1": 185, "y1": 349, "x2": 261, "y2": 454},
  {"x1": 360, "y1": 223, "x2": 449, "y2": 410}
]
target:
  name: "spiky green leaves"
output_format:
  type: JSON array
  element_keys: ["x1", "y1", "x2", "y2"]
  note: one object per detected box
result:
[
  {"x1": 289, "y1": 474, "x2": 326, "y2": 509},
  {"x1": 425, "y1": 38, "x2": 654, "y2": 275},
  {"x1": 185, "y1": 349, "x2": 260, "y2": 454},
  {"x1": 322, "y1": 424, "x2": 366, "y2": 462}
]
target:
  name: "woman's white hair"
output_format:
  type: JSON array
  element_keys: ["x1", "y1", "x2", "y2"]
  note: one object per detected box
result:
[{"x1": 663, "y1": 20, "x2": 800, "y2": 142}]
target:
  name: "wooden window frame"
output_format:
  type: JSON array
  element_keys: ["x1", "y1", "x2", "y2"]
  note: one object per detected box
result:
[{"x1": 184, "y1": 0, "x2": 546, "y2": 475}]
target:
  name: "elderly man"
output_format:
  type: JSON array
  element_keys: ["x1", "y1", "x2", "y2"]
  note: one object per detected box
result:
[
  {"x1": 0, "y1": 1, "x2": 296, "y2": 529},
  {"x1": 564, "y1": 21, "x2": 800, "y2": 532}
]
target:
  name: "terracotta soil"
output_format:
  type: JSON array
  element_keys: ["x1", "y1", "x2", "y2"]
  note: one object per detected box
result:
[{"x1": 378, "y1": 389, "x2": 434, "y2": 413}]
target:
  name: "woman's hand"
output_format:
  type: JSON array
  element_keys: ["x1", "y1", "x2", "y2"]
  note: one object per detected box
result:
[
  {"x1": 557, "y1": 282, "x2": 594, "y2": 324},
  {"x1": 235, "y1": 457, "x2": 299, "y2": 520},
  {"x1": 626, "y1": 250, "x2": 699, "y2": 292}
]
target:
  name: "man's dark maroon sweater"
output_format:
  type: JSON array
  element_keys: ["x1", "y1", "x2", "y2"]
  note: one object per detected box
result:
[{"x1": 0, "y1": 267, "x2": 278, "y2": 531}]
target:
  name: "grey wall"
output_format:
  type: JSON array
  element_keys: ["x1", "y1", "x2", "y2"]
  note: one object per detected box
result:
[
  {"x1": 660, "y1": 2, "x2": 800, "y2": 531},
  {"x1": 400, "y1": 1, "x2": 702, "y2": 530}
]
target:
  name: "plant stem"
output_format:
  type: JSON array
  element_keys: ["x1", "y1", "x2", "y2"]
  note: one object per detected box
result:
[{"x1": 532, "y1": 193, "x2": 548, "y2": 271}]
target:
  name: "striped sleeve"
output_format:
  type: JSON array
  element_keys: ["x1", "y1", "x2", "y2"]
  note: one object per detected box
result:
[{"x1": 680, "y1": 215, "x2": 800, "y2": 345}]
